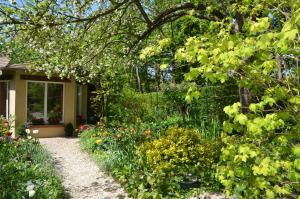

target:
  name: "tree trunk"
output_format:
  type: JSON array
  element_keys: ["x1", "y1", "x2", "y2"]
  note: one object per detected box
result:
[
  {"x1": 234, "y1": 12, "x2": 252, "y2": 113},
  {"x1": 276, "y1": 54, "x2": 282, "y2": 80},
  {"x1": 239, "y1": 87, "x2": 251, "y2": 114},
  {"x1": 135, "y1": 65, "x2": 142, "y2": 92}
]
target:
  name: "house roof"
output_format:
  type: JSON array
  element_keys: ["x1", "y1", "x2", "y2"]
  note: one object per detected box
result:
[{"x1": 0, "y1": 56, "x2": 26, "y2": 70}]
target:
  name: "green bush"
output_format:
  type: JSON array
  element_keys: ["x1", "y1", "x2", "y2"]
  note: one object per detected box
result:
[
  {"x1": 0, "y1": 137, "x2": 63, "y2": 199},
  {"x1": 0, "y1": 116, "x2": 10, "y2": 137},
  {"x1": 65, "y1": 122, "x2": 74, "y2": 137},
  {"x1": 16, "y1": 123, "x2": 28, "y2": 138},
  {"x1": 135, "y1": 127, "x2": 221, "y2": 198},
  {"x1": 217, "y1": 102, "x2": 300, "y2": 198},
  {"x1": 80, "y1": 125, "x2": 222, "y2": 198},
  {"x1": 107, "y1": 88, "x2": 163, "y2": 124}
]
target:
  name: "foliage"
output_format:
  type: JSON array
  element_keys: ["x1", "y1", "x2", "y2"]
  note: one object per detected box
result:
[
  {"x1": 0, "y1": 0, "x2": 212, "y2": 83},
  {"x1": 0, "y1": 116, "x2": 11, "y2": 137},
  {"x1": 141, "y1": 1, "x2": 300, "y2": 198},
  {"x1": 105, "y1": 87, "x2": 162, "y2": 124},
  {"x1": 79, "y1": 124, "x2": 161, "y2": 154},
  {"x1": 80, "y1": 125, "x2": 221, "y2": 198},
  {"x1": 0, "y1": 137, "x2": 63, "y2": 199},
  {"x1": 218, "y1": 102, "x2": 300, "y2": 198},
  {"x1": 135, "y1": 127, "x2": 221, "y2": 198},
  {"x1": 16, "y1": 122, "x2": 30, "y2": 138}
]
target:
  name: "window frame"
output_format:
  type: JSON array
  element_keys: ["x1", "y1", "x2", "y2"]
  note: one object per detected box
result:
[
  {"x1": 26, "y1": 80, "x2": 65, "y2": 124},
  {"x1": 0, "y1": 80, "x2": 9, "y2": 119}
]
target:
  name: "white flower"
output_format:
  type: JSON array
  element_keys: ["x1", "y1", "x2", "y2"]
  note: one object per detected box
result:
[
  {"x1": 26, "y1": 181, "x2": 35, "y2": 191},
  {"x1": 25, "y1": 129, "x2": 30, "y2": 134},
  {"x1": 26, "y1": 184, "x2": 34, "y2": 191},
  {"x1": 32, "y1": 130, "x2": 39, "y2": 134},
  {"x1": 27, "y1": 136, "x2": 32, "y2": 139},
  {"x1": 28, "y1": 190, "x2": 36, "y2": 198}
]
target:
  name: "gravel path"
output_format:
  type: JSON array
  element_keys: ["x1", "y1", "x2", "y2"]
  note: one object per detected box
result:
[{"x1": 39, "y1": 138, "x2": 130, "y2": 199}]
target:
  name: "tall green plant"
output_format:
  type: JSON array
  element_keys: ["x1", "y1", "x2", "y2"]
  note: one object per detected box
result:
[{"x1": 141, "y1": 1, "x2": 300, "y2": 198}]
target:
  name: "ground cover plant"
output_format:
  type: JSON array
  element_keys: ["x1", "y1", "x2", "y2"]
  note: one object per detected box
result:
[
  {"x1": 0, "y1": 120, "x2": 63, "y2": 199},
  {"x1": 79, "y1": 124, "x2": 221, "y2": 198},
  {"x1": 1, "y1": 0, "x2": 300, "y2": 199}
]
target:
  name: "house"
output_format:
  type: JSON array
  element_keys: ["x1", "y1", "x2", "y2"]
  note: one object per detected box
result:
[{"x1": 0, "y1": 56, "x2": 89, "y2": 137}]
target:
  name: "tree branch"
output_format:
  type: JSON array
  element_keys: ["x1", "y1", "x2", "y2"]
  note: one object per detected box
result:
[
  {"x1": 0, "y1": 0, "x2": 130, "y2": 26},
  {"x1": 133, "y1": 0, "x2": 152, "y2": 26}
]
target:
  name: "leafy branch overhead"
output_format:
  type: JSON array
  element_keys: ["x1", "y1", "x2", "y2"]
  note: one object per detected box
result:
[{"x1": 0, "y1": 0, "x2": 226, "y2": 81}]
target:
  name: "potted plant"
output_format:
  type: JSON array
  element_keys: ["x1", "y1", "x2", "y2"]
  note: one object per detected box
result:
[
  {"x1": 32, "y1": 118, "x2": 45, "y2": 125},
  {"x1": 47, "y1": 111, "x2": 61, "y2": 125}
]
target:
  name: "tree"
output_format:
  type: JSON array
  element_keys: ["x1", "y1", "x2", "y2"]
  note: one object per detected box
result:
[
  {"x1": 0, "y1": 0, "x2": 226, "y2": 82},
  {"x1": 141, "y1": 0, "x2": 300, "y2": 197}
]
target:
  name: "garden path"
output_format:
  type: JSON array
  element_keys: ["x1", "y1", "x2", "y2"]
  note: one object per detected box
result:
[{"x1": 40, "y1": 138, "x2": 129, "y2": 199}]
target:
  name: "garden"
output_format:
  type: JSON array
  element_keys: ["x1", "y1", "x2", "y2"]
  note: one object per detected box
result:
[
  {"x1": 0, "y1": 117, "x2": 63, "y2": 199},
  {"x1": 0, "y1": 0, "x2": 300, "y2": 199}
]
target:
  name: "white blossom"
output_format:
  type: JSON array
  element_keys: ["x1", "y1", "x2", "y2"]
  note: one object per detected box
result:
[
  {"x1": 26, "y1": 181, "x2": 35, "y2": 192},
  {"x1": 28, "y1": 190, "x2": 36, "y2": 198},
  {"x1": 32, "y1": 130, "x2": 39, "y2": 134},
  {"x1": 25, "y1": 129, "x2": 30, "y2": 134}
]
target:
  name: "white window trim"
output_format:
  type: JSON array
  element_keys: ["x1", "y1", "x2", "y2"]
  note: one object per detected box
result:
[
  {"x1": 26, "y1": 80, "x2": 65, "y2": 124},
  {"x1": 0, "y1": 80, "x2": 9, "y2": 119}
]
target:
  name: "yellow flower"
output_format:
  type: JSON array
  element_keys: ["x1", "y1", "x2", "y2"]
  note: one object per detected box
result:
[
  {"x1": 144, "y1": 129, "x2": 152, "y2": 137},
  {"x1": 103, "y1": 131, "x2": 108, "y2": 137},
  {"x1": 130, "y1": 128, "x2": 136, "y2": 134},
  {"x1": 96, "y1": 139, "x2": 102, "y2": 145}
]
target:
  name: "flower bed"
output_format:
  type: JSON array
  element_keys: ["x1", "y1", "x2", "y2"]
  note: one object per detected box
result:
[
  {"x1": 79, "y1": 124, "x2": 221, "y2": 198},
  {"x1": 0, "y1": 118, "x2": 63, "y2": 199}
]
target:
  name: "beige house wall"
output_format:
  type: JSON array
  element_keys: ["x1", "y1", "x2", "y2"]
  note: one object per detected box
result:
[{"x1": 4, "y1": 70, "x2": 78, "y2": 138}]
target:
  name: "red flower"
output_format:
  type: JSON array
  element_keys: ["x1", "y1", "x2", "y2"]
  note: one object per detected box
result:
[
  {"x1": 80, "y1": 124, "x2": 90, "y2": 131},
  {"x1": 5, "y1": 131, "x2": 12, "y2": 137},
  {"x1": 115, "y1": 134, "x2": 122, "y2": 140}
]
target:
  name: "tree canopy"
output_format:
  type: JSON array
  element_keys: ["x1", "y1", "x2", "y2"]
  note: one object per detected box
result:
[{"x1": 0, "y1": 1, "x2": 230, "y2": 82}]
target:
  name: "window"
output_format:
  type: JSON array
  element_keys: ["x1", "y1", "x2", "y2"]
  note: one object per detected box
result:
[
  {"x1": 0, "y1": 81, "x2": 9, "y2": 118},
  {"x1": 27, "y1": 82, "x2": 64, "y2": 124}
]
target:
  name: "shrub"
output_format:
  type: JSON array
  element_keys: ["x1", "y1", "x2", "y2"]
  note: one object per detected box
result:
[
  {"x1": 217, "y1": 102, "x2": 300, "y2": 198},
  {"x1": 65, "y1": 123, "x2": 74, "y2": 137},
  {"x1": 80, "y1": 125, "x2": 222, "y2": 198},
  {"x1": 136, "y1": 127, "x2": 221, "y2": 198},
  {"x1": 0, "y1": 138, "x2": 63, "y2": 198},
  {"x1": 16, "y1": 122, "x2": 30, "y2": 138},
  {"x1": 0, "y1": 116, "x2": 10, "y2": 137}
]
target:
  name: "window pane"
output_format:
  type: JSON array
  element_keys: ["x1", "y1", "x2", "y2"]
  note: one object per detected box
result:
[
  {"x1": 27, "y1": 82, "x2": 45, "y2": 123},
  {"x1": 47, "y1": 84, "x2": 63, "y2": 124},
  {"x1": 0, "y1": 82, "x2": 8, "y2": 118}
]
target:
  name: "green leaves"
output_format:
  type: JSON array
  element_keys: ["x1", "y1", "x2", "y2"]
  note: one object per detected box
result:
[
  {"x1": 224, "y1": 103, "x2": 240, "y2": 118},
  {"x1": 289, "y1": 96, "x2": 300, "y2": 104},
  {"x1": 252, "y1": 157, "x2": 278, "y2": 176},
  {"x1": 249, "y1": 17, "x2": 270, "y2": 34},
  {"x1": 234, "y1": 114, "x2": 248, "y2": 125},
  {"x1": 293, "y1": 146, "x2": 300, "y2": 158}
]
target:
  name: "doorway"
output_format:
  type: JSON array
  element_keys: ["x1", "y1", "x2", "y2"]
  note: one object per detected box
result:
[{"x1": 0, "y1": 81, "x2": 9, "y2": 118}]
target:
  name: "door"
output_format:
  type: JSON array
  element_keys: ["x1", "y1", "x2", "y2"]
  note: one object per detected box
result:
[{"x1": 0, "y1": 82, "x2": 8, "y2": 118}]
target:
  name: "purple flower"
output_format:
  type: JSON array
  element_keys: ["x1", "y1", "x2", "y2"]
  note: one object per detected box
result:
[{"x1": 24, "y1": 122, "x2": 30, "y2": 129}]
